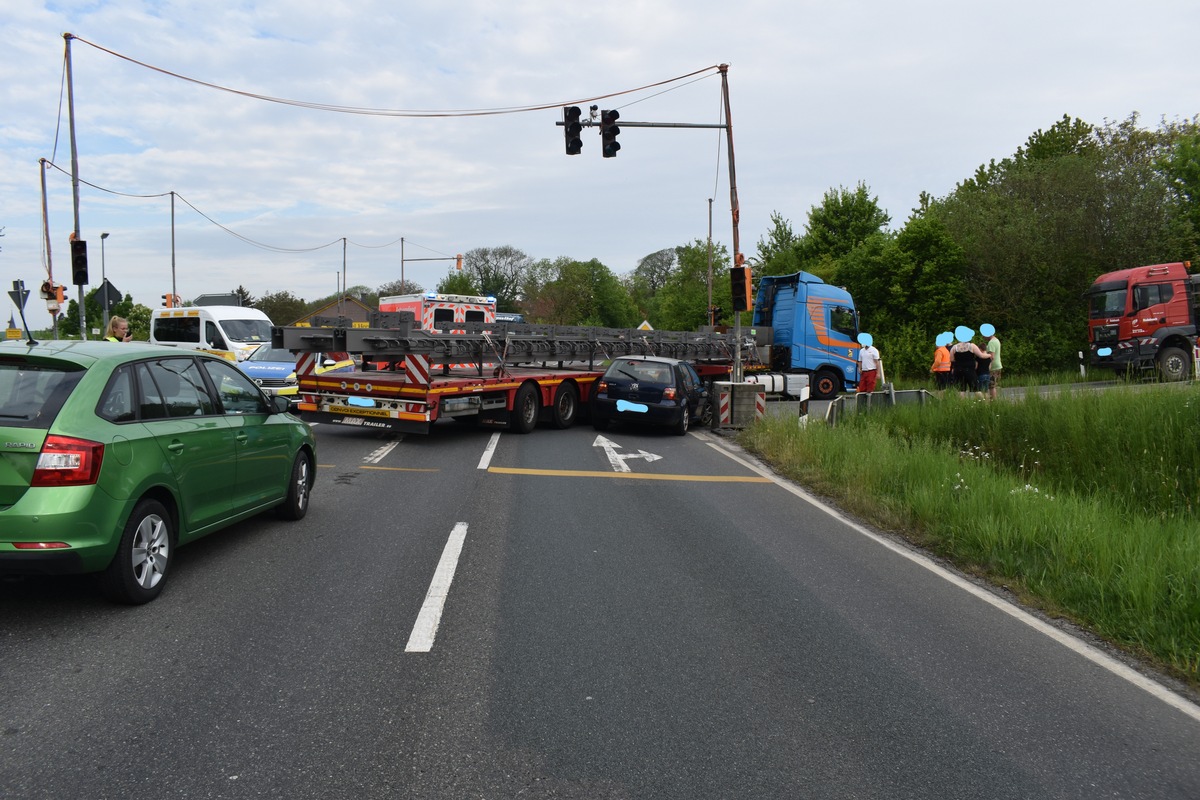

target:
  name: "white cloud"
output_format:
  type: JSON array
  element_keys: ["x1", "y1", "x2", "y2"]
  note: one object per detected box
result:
[{"x1": 2, "y1": 0, "x2": 1197, "y2": 329}]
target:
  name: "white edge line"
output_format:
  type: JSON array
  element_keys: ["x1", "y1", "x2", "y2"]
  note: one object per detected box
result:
[
  {"x1": 704, "y1": 439, "x2": 1200, "y2": 724},
  {"x1": 405, "y1": 522, "x2": 469, "y2": 653},
  {"x1": 477, "y1": 432, "x2": 502, "y2": 470}
]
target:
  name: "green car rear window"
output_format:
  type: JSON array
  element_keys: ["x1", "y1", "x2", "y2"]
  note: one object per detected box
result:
[{"x1": 0, "y1": 360, "x2": 85, "y2": 429}]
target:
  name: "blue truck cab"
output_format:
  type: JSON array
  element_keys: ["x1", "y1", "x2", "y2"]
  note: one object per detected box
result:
[{"x1": 752, "y1": 271, "x2": 861, "y2": 399}]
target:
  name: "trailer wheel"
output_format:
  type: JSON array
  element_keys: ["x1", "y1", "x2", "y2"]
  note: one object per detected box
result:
[
  {"x1": 812, "y1": 369, "x2": 840, "y2": 400},
  {"x1": 512, "y1": 382, "x2": 539, "y2": 434},
  {"x1": 551, "y1": 382, "x2": 579, "y2": 429},
  {"x1": 1157, "y1": 346, "x2": 1190, "y2": 382}
]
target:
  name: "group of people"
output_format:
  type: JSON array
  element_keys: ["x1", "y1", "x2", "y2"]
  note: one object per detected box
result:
[{"x1": 931, "y1": 325, "x2": 1002, "y2": 399}]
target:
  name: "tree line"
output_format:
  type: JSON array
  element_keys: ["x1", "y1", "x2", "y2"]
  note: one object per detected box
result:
[{"x1": 48, "y1": 112, "x2": 1198, "y2": 380}]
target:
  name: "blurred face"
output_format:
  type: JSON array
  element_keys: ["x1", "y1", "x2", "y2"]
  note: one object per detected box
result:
[{"x1": 114, "y1": 322, "x2": 129, "y2": 337}]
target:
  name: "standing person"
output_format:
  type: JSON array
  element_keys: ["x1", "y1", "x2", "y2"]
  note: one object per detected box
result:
[
  {"x1": 949, "y1": 326, "x2": 990, "y2": 394},
  {"x1": 930, "y1": 332, "x2": 952, "y2": 393},
  {"x1": 857, "y1": 333, "x2": 881, "y2": 393},
  {"x1": 103, "y1": 316, "x2": 132, "y2": 342},
  {"x1": 982, "y1": 323, "x2": 1002, "y2": 400}
]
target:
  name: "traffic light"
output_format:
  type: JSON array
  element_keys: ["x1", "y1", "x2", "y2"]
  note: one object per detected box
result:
[
  {"x1": 162, "y1": 293, "x2": 174, "y2": 308},
  {"x1": 70, "y1": 239, "x2": 89, "y2": 285},
  {"x1": 562, "y1": 106, "x2": 583, "y2": 156},
  {"x1": 600, "y1": 109, "x2": 620, "y2": 158},
  {"x1": 730, "y1": 266, "x2": 753, "y2": 312},
  {"x1": 456, "y1": 254, "x2": 463, "y2": 271}
]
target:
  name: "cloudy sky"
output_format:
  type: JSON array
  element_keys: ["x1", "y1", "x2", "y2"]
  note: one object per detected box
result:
[{"x1": 2, "y1": 1, "x2": 1197, "y2": 330}]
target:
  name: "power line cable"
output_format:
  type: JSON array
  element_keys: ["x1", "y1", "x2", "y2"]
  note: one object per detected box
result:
[{"x1": 67, "y1": 35, "x2": 720, "y2": 119}]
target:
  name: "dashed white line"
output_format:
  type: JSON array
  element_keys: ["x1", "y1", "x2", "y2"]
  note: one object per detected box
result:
[
  {"x1": 364, "y1": 440, "x2": 400, "y2": 464},
  {"x1": 405, "y1": 522, "x2": 469, "y2": 653},
  {"x1": 477, "y1": 432, "x2": 502, "y2": 470}
]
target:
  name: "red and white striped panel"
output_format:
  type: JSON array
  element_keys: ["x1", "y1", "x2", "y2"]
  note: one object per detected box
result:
[
  {"x1": 754, "y1": 390, "x2": 766, "y2": 419},
  {"x1": 296, "y1": 352, "x2": 319, "y2": 376},
  {"x1": 404, "y1": 355, "x2": 431, "y2": 387},
  {"x1": 717, "y1": 386, "x2": 732, "y2": 424}
]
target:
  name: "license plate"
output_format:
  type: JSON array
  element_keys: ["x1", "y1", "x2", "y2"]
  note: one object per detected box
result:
[{"x1": 617, "y1": 399, "x2": 648, "y2": 413}]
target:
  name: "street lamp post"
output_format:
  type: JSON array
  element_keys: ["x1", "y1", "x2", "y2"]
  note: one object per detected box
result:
[{"x1": 100, "y1": 232, "x2": 110, "y2": 332}]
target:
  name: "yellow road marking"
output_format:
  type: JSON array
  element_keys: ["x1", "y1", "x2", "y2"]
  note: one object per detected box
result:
[
  {"x1": 487, "y1": 467, "x2": 769, "y2": 482},
  {"x1": 360, "y1": 466, "x2": 441, "y2": 473}
]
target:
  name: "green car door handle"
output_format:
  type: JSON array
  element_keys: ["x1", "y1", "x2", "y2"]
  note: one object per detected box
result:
[
  {"x1": 236, "y1": 433, "x2": 249, "y2": 444},
  {"x1": 167, "y1": 441, "x2": 184, "y2": 454}
]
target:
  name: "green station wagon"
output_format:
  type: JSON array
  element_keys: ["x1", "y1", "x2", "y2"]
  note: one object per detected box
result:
[{"x1": 0, "y1": 339, "x2": 316, "y2": 604}]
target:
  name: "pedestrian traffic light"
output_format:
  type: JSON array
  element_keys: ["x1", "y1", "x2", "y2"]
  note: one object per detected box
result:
[
  {"x1": 600, "y1": 109, "x2": 620, "y2": 158},
  {"x1": 730, "y1": 266, "x2": 753, "y2": 312},
  {"x1": 70, "y1": 239, "x2": 89, "y2": 285},
  {"x1": 562, "y1": 106, "x2": 583, "y2": 156}
]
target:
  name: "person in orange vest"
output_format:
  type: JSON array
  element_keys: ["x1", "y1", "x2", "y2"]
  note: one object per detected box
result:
[{"x1": 930, "y1": 332, "x2": 952, "y2": 393}]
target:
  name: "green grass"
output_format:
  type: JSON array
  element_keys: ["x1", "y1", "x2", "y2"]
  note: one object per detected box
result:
[{"x1": 739, "y1": 384, "x2": 1200, "y2": 685}]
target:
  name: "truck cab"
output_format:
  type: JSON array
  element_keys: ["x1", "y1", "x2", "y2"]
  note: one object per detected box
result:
[
  {"x1": 751, "y1": 271, "x2": 860, "y2": 399},
  {"x1": 1086, "y1": 261, "x2": 1199, "y2": 381}
]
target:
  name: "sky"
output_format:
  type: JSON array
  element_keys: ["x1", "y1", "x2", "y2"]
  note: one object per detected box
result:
[{"x1": 2, "y1": 0, "x2": 1198, "y2": 331}]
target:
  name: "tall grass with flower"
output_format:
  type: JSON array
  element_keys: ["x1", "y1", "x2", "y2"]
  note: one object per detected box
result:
[{"x1": 739, "y1": 385, "x2": 1200, "y2": 684}]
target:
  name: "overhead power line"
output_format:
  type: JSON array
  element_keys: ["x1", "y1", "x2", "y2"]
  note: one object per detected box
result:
[{"x1": 66, "y1": 34, "x2": 721, "y2": 118}]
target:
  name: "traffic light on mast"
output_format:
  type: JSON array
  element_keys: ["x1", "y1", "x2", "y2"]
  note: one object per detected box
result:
[
  {"x1": 162, "y1": 293, "x2": 174, "y2": 308},
  {"x1": 730, "y1": 265, "x2": 753, "y2": 312},
  {"x1": 562, "y1": 106, "x2": 583, "y2": 156},
  {"x1": 70, "y1": 239, "x2": 89, "y2": 285},
  {"x1": 600, "y1": 109, "x2": 621, "y2": 158}
]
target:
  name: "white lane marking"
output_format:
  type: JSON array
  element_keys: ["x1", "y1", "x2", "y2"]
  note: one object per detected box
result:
[
  {"x1": 406, "y1": 522, "x2": 469, "y2": 653},
  {"x1": 703, "y1": 438, "x2": 1200, "y2": 724},
  {"x1": 593, "y1": 435, "x2": 662, "y2": 473},
  {"x1": 364, "y1": 440, "x2": 399, "y2": 464},
  {"x1": 478, "y1": 432, "x2": 502, "y2": 470}
]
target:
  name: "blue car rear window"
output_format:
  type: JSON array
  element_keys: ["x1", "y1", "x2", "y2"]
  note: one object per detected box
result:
[{"x1": 0, "y1": 360, "x2": 86, "y2": 430}]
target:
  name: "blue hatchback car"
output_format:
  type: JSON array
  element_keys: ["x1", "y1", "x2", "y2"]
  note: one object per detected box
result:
[{"x1": 591, "y1": 356, "x2": 711, "y2": 435}]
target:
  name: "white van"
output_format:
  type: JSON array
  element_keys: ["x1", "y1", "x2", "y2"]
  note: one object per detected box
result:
[{"x1": 150, "y1": 305, "x2": 273, "y2": 361}]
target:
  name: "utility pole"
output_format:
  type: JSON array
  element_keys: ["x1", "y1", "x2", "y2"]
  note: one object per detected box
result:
[{"x1": 64, "y1": 34, "x2": 87, "y2": 339}]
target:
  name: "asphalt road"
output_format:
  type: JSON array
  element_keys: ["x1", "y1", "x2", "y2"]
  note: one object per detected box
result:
[{"x1": 3, "y1": 417, "x2": 1199, "y2": 799}]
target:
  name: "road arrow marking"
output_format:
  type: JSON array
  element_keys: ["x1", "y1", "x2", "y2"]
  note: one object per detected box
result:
[{"x1": 593, "y1": 435, "x2": 662, "y2": 473}]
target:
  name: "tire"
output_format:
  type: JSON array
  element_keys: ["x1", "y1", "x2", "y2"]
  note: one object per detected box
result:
[
  {"x1": 512, "y1": 382, "x2": 539, "y2": 434},
  {"x1": 674, "y1": 404, "x2": 690, "y2": 436},
  {"x1": 551, "y1": 383, "x2": 579, "y2": 429},
  {"x1": 812, "y1": 369, "x2": 840, "y2": 400},
  {"x1": 275, "y1": 450, "x2": 313, "y2": 521},
  {"x1": 697, "y1": 392, "x2": 714, "y2": 428},
  {"x1": 1157, "y1": 346, "x2": 1190, "y2": 382},
  {"x1": 98, "y1": 498, "x2": 173, "y2": 605}
]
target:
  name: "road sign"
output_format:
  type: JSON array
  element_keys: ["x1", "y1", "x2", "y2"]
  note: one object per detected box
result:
[
  {"x1": 98, "y1": 279, "x2": 123, "y2": 311},
  {"x1": 7, "y1": 281, "x2": 29, "y2": 310}
]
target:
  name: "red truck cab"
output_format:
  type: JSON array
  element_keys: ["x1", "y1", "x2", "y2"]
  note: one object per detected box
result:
[{"x1": 1086, "y1": 261, "x2": 1199, "y2": 380}]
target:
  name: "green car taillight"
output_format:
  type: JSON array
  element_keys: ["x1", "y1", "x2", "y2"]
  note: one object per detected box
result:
[{"x1": 31, "y1": 436, "x2": 105, "y2": 487}]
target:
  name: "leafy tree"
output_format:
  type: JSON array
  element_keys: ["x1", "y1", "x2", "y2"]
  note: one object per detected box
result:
[
  {"x1": 254, "y1": 290, "x2": 307, "y2": 324},
  {"x1": 625, "y1": 248, "x2": 676, "y2": 320},
  {"x1": 522, "y1": 258, "x2": 636, "y2": 327},
  {"x1": 435, "y1": 270, "x2": 479, "y2": 296},
  {"x1": 750, "y1": 211, "x2": 804, "y2": 277},
  {"x1": 376, "y1": 278, "x2": 424, "y2": 298},
  {"x1": 797, "y1": 182, "x2": 891, "y2": 269},
  {"x1": 461, "y1": 246, "x2": 531, "y2": 310},
  {"x1": 656, "y1": 240, "x2": 731, "y2": 330}
]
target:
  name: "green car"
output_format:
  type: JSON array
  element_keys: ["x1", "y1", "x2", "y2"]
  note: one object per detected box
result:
[{"x1": 0, "y1": 339, "x2": 317, "y2": 604}]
